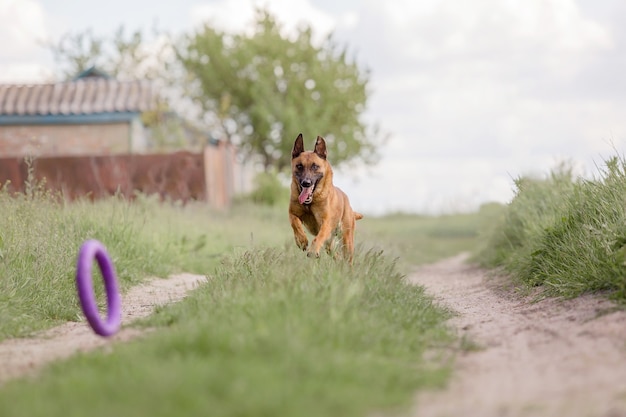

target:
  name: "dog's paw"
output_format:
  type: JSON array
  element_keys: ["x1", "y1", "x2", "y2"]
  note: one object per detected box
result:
[{"x1": 295, "y1": 237, "x2": 308, "y2": 251}]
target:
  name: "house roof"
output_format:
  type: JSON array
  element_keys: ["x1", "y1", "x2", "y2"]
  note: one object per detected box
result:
[{"x1": 0, "y1": 78, "x2": 155, "y2": 118}]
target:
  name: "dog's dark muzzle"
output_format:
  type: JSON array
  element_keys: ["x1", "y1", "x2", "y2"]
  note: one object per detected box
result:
[
  {"x1": 299, "y1": 179, "x2": 314, "y2": 189},
  {"x1": 298, "y1": 178, "x2": 316, "y2": 205}
]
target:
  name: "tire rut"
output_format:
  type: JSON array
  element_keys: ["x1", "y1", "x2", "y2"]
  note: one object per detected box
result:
[
  {"x1": 409, "y1": 254, "x2": 626, "y2": 417},
  {"x1": 0, "y1": 273, "x2": 206, "y2": 385}
]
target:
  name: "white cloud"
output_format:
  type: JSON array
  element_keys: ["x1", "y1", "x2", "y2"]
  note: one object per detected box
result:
[
  {"x1": 346, "y1": 4, "x2": 619, "y2": 155},
  {"x1": 0, "y1": 0, "x2": 47, "y2": 58},
  {"x1": 0, "y1": 0, "x2": 55, "y2": 82},
  {"x1": 0, "y1": 62, "x2": 53, "y2": 83},
  {"x1": 367, "y1": 0, "x2": 612, "y2": 60},
  {"x1": 349, "y1": 0, "x2": 612, "y2": 94}
]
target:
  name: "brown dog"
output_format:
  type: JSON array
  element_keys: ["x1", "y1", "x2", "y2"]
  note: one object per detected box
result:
[{"x1": 289, "y1": 133, "x2": 363, "y2": 262}]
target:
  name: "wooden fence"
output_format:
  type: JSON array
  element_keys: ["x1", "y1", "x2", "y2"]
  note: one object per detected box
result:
[{"x1": 0, "y1": 145, "x2": 239, "y2": 209}]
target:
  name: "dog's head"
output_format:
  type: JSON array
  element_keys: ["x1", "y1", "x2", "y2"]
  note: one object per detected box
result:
[{"x1": 291, "y1": 133, "x2": 328, "y2": 205}]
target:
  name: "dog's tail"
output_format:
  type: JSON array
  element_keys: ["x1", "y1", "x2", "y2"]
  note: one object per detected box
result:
[{"x1": 355, "y1": 212, "x2": 364, "y2": 220}]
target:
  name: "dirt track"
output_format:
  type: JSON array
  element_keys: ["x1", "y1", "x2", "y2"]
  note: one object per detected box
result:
[
  {"x1": 0, "y1": 273, "x2": 206, "y2": 385},
  {"x1": 410, "y1": 254, "x2": 626, "y2": 417}
]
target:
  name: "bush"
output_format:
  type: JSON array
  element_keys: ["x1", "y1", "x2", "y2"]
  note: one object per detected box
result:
[{"x1": 246, "y1": 171, "x2": 290, "y2": 206}]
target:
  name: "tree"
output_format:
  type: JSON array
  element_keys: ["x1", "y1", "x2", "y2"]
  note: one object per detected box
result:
[
  {"x1": 177, "y1": 8, "x2": 383, "y2": 171},
  {"x1": 45, "y1": 25, "x2": 171, "y2": 81}
]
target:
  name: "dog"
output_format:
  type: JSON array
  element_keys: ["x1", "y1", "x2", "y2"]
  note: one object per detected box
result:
[{"x1": 289, "y1": 133, "x2": 363, "y2": 263}]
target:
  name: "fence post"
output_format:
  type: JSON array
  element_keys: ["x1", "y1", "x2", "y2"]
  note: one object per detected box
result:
[{"x1": 204, "y1": 146, "x2": 214, "y2": 208}]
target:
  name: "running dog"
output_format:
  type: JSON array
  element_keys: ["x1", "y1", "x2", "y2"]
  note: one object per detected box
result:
[{"x1": 288, "y1": 133, "x2": 363, "y2": 263}]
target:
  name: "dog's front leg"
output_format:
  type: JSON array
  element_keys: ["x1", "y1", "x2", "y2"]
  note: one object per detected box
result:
[
  {"x1": 289, "y1": 213, "x2": 309, "y2": 251},
  {"x1": 308, "y1": 218, "x2": 333, "y2": 258}
]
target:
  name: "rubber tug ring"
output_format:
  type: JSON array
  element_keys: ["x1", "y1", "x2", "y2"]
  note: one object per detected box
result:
[{"x1": 75, "y1": 239, "x2": 121, "y2": 337}]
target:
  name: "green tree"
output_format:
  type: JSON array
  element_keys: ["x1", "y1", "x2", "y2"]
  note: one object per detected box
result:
[{"x1": 177, "y1": 8, "x2": 383, "y2": 171}]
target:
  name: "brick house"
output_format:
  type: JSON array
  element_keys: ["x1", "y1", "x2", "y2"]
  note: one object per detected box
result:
[{"x1": 0, "y1": 67, "x2": 155, "y2": 157}]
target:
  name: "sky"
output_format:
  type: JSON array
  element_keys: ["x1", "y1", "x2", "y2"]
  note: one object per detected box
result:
[{"x1": 1, "y1": 0, "x2": 625, "y2": 215}]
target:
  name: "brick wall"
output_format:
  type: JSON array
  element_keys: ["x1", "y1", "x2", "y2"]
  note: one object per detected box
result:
[{"x1": 0, "y1": 123, "x2": 131, "y2": 157}]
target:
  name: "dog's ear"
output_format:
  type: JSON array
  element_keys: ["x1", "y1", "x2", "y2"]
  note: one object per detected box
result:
[
  {"x1": 314, "y1": 136, "x2": 327, "y2": 160},
  {"x1": 292, "y1": 133, "x2": 305, "y2": 159}
]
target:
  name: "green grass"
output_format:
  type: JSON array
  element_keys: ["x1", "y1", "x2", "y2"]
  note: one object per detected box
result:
[
  {"x1": 359, "y1": 203, "x2": 504, "y2": 270},
  {"x1": 0, "y1": 175, "x2": 495, "y2": 417},
  {"x1": 475, "y1": 156, "x2": 626, "y2": 301},
  {"x1": 0, "y1": 248, "x2": 452, "y2": 417}
]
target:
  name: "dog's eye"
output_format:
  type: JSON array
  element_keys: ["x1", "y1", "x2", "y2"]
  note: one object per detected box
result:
[
  {"x1": 296, "y1": 164, "x2": 304, "y2": 170},
  {"x1": 311, "y1": 164, "x2": 319, "y2": 171}
]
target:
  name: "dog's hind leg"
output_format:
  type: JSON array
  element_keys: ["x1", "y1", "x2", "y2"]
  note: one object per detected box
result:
[
  {"x1": 324, "y1": 235, "x2": 342, "y2": 260},
  {"x1": 341, "y1": 217, "x2": 357, "y2": 264}
]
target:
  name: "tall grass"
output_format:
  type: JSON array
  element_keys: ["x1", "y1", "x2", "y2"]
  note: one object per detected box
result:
[
  {"x1": 0, "y1": 182, "x2": 290, "y2": 340},
  {"x1": 0, "y1": 180, "x2": 165, "y2": 338},
  {"x1": 476, "y1": 156, "x2": 626, "y2": 300}
]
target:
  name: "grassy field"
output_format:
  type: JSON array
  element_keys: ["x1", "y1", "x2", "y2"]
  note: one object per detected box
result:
[
  {"x1": 475, "y1": 156, "x2": 626, "y2": 301},
  {"x1": 0, "y1": 178, "x2": 495, "y2": 416},
  {"x1": 359, "y1": 203, "x2": 503, "y2": 269}
]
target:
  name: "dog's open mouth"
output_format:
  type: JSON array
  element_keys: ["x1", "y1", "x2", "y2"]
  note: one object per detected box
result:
[{"x1": 298, "y1": 184, "x2": 315, "y2": 205}]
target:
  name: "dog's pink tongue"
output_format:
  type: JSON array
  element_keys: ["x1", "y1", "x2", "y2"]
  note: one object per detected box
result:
[{"x1": 299, "y1": 186, "x2": 313, "y2": 204}]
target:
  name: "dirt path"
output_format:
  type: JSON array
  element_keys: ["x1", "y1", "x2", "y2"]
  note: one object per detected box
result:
[
  {"x1": 409, "y1": 254, "x2": 626, "y2": 417},
  {"x1": 0, "y1": 273, "x2": 207, "y2": 385}
]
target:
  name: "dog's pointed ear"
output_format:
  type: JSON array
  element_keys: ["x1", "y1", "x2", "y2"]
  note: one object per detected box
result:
[
  {"x1": 292, "y1": 133, "x2": 305, "y2": 159},
  {"x1": 314, "y1": 136, "x2": 327, "y2": 160}
]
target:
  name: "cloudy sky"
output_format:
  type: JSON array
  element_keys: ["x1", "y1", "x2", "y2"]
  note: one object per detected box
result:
[{"x1": 1, "y1": 0, "x2": 625, "y2": 214}]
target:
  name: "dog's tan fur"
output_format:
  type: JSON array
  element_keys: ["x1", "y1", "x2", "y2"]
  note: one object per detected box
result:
[{"x1": 288, "y1": 133, "x2": 363, "y2": 262}]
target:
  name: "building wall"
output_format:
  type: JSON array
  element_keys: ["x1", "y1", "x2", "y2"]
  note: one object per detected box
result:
[{"x1": 0, "y1": 122, "x2": 132, "y2": 157}]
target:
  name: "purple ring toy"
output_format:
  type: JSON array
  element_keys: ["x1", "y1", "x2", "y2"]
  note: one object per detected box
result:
[{"x1": 75, "y1": 239, "x2": 121, "y2": 337}]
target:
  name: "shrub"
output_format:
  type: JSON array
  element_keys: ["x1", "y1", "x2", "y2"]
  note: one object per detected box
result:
[{"x1": 247, "y1": 171, "x2": 290, "y2": 206}]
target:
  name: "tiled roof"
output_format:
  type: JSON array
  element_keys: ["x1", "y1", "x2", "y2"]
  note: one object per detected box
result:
[{"x1": 0, "y1": 79, "x2": 155, "y2": 116}]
